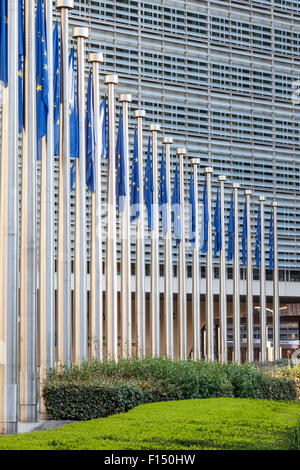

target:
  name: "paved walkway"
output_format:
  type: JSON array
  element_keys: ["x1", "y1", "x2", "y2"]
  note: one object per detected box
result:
[{"x1": 17, "y1": 420, "x2": 76, "y2": 434}]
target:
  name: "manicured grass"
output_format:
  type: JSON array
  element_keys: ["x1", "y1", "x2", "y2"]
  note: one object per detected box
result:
[{"x1": 0, "y1": 398, "x2": 299, "y2": 450}]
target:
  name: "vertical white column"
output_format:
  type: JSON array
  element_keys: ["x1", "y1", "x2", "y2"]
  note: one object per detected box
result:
[
  {"x1": 191, "y1": 158, "x2": 201, "y2": 361},
  {"x1": 149, "y1": 124, "x2": 160, "y2": 357},
  {"x1": 204, "y1": 167, "x2": 214, "y2": 361},
  {"x1": 259, "y1": 196, "x2": 267, "y2": 362},
  {"x1": 88, "y1": 52, "x2": 104, "y2": 361},
  {"x1": 105, "y1": 74, "x2": 118, "y2": 361},
  {"x1": 233, "y1": 183, "x2": 241, "y2": 364},
  {"x1": 119, "y1": 94, "x2": 132, "y2": 359},
  {"x1": 218, "y1": 176, "x2": 227, "y2": 363},
  {"x1": 272, "y1": 201, "x2": 280, "y2": 361},
  {"x1": 163, "y1": 137, "x2": 174, "y2": 359},
  {"x1": 245, "y1": 190, "x2": 254, "y2": 363}
]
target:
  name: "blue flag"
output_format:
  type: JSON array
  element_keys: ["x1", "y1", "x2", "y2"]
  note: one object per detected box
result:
[
  {"x1": 242, "y1": 199, "x2": 247, "y2": 265},
  {"x1": 159, "y1": 149, "x2": 168, "y2": 236},
  {"x1": 18, "y1": 0, "x2": 24, "y2": 134},
  {"x1": 213, "y1": 186, "x2": 221, "y2": 257},
  {"x1": 0, "y1": 0, "x2": 8, "y2": 86},
  {"x1": 53, "y1": 21, "x2": 60, "y2": 156},
  {"x1": 269, "y1": 211, "x2": 274, "y2": 271},
  {"x1": 189, "y1": 172, "x2": 196, "y2": 249},
  {"x1": 171, "y1": 163, "x2": 181, "y2": 247},
  {"x1": 227, "y1": 192, "x2": 234, "y2": 262},
  {"x1": 200, "y1": 181, "x2": 209, "y2": 254},
  {"x1": 35, "y1": 0, "x2": 48, "y2": 160},
  {"x1": 99, "y1": 97, "x2": 107, "y2": 159},
  {"x1": 130, "y1": 126, "x2": 139, "y2": 223},
  {"x1": 144, "y1": 137, "x2": 153, "y2": 230},
  {"x1": 69, "y1": 48, "x2": 78, "y2": 159},
  {"x1": 115, "y1": 110, "x2": 126, "y2": 214},
  {"x1": 86, "y1": 70, "x2": 95, "y2": 193},
  {"x1": 255, "y1": 207, "x2": 261, "y2": 268},
  {"x1": 70, "y1": 160, "x2": 76, "y2": 192}
]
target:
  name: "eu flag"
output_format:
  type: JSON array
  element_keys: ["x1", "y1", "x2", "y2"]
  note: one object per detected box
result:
[
  {"x1": 86, "y1": 70, "x2": 95, "y2": 193},
  {"x1": 255, "y1": 207, "x2": 261, "y2": 268},
  {"x1": 35, "y1": 0, "x2": 49, "y2": 160},
  {"x1": 213, "y1": 187, "x2": 221, "y2": 257},
  {"x1": 200, "y1": 181, "x2": 209, "y2": 254},
  {"x1": 242, "y1": 199, "x2": 247, "y2": 265},
  {"x1": 0, "y1": 0, "x2": 8, "y2": 86},
  {"x1": 171, "y1": 163, "x2": 180, "y2": 246},
  {"x1": 130, "y1": 126, "x2": 139, "y2": 222},
  {"x1": 227, "y1": 192, "x2": 234, "y2": 262},
  {"x1": 159, "y1": 149, "x2": 168, "y2": 236},
  {"x1": 18, "y1": 0, "x2": 24, "y2": 134},
  {"x1": 70, "y1": 160, "x2": 76, "y2": 192},
  {"x1": 53, "y1": 21, "x2": 60, "y2": 156},
  {"x1": 99, "y1": 97, "x2": 107, "y2": 159},
  {"x1": 144, "y1": 137, "x2": 153, "y2": 230},
  {"x1": 69, "y1": 48, "x2": 78, "y2": 159},
  {"x1": 115, "y1": 110, "x2": 126, "y2": 215},
  {"x1": 269, "y1": 211, "x2": 274, "y2": 271},
  {"x1": 189, "y1": 172, "x2": 196, "y2": 249}
]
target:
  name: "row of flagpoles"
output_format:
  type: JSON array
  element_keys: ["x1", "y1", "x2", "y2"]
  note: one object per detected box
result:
[{"x1": 0, "y1": 0, "x2": 280, "y2": 433}]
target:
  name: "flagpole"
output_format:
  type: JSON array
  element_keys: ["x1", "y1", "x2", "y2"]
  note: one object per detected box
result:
[
  {"x1": 134, "y1": 110, "x2": 146, "y2": 358},
  {"x1": 88, "y1": 52, "x2": 104, "y2": 361},
  {"x1": 233, "y1": 183, "x2": 241, "y2": 364},
  {"x1": 73, "y1": 27, "x2": 88, "y2": 365},
  {"x1": 204, "y1": 167, "x2": 214, "y2": 361},
  {"x1": 105, "y1": 74, "x2": 118, "y2": 360},
  {"x1": 191, "y1": 158, "x2": 201, "y2": 361},
  {"x1": 150, "y1": 124, "x2": 160, "y2": 357},
  {"x1": 56, "y1": 0, "x2": 73, "y2": 365},
  {"x1": 119, "y1": 94, "x2": 132, "y2": 359},
  {"x1": 218, "y1": 175, "x2": 227, "y2": 363},
  {"x1": 19, "y1": 0, "x2": 37, "y2": 422},
  {"x1": 163, "y1": 137, "x2": 174, "y2": 359},
  {"x1": 259, "y1": 196, "x2": 267, "y2": 362},
  {"x1": 272, "y1": 201, "x2": 280, "y2": 361},
  {"x1": 245, "y1": 190, "x2": 254, "y2": 363},
  {"x1": 0, "y1": 1, "x2": 19, "y2": 435}
]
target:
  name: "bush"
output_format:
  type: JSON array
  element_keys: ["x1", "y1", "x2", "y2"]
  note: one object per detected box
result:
[{"x1": 42, "y1": 358, "x2": 298, "y2": 421}]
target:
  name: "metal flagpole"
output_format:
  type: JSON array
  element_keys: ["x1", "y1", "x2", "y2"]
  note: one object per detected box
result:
[
  {"x1": 56, "y1": 0, "x2": 73, "y2": 365},
  {"x1": 119, "y1": 94, "x2": 132, "y2": 359},
  {"x1": 105, "y1": 74, "x2": 118, "y2": 361},
  {"x1": 88, "y1": 52, "x2": 104, "y2": 361},
  {"x1": 39, "y1": 0, "x2": 55, "y2": 415},
  {"x1": 163, "y1": 137, "x2": 174, "y2": 359},
  {"x1": 134, "y1": 110, "x2": 146, "y2": 358},
  {"x1": 259, "y1": 196, "x2": 267, "y2": 362},
  {"x1": 272, "y1": 201, "x2": 280, "y2": 361},
  {"x1": 218, "y1": 175, "x2": 227, "y2": 363},
  {"x1": 177, "y1": 148, "x2": 187, "y2": 360},
  {"x1": 245, "y1": 190, "x2": 254, "y2": 363},
  {"x1": 0, "y1": 1, "x2": 19, "y2": 435},
  {"x1": 233, "y1": 183, "x2": 241, "y2": 364},
  {"x1": 19, "y1": 0, "x2": 37, "y2": 423},
  {"x1": 204, "y1": 167, "x2": 214, "y2": 361},
  {"x1": 150, "y1": 124, "x2": 160, "y2": 357},
  {"x1": 73, "y1": 27, "x2": 89, "y2": 365},
  {"x1": 191, "y1": 158, "x2": 201, "y2": 361}
]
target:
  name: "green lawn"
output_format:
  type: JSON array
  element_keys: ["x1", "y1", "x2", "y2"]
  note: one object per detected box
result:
[{"x1": 0, "y1": 398, "x2": 299, "y2": 450}]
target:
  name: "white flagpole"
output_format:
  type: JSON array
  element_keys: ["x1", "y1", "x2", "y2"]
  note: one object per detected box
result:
[
  {"x1": 177, "y1": 148, "x2": 187, "y2": 360},
  {"x1": 105, "y1": 74, "x2": 118, "y2": 361},
  {"x1": 0, "y1": 2, "x2": 19, "y2": 435},
  {"x1": 272, "y1": 201, "x2": 280, "y2": 361},
  {"x1": 163, "y1": 137, "x2": 174, "y2": 359},
  {"x1": 233, "y1": 183, "x2": 241, "y2": 364},
  {"x1": 218, "y1": 175, "x2": 227, "y2": 363},
  {"x1": 39, "y1": 0, "x2": 55, "y2": 415},
  {"x1": 119, "y1": 94, "x2": 132, "y2": 359},
  {"x1": 245, "y1": 190, "x2": 254, "y2": 363},
  {"x1": 56, "y1": 0, "x2": 73, "y2": 365},
  {"x1": 191, "y1": 158, "x2": 201, "y2": 361},
  {"x1": 259, "y1": 196, "x2": 267, "y2": 362},
  {"x1": 150, "y1": 124, "x2": 160, "y2": 357},
  {"x1": 88, "y1": 52, "x2": 104, "y2": 361},
  {"x1": 19, "y1": 0, "x2": 37, "y2": 423},
  {"x1": 204, "y1": 167, "x2": 214, "y2": 361},
  {"x1": 73, "y1": 27, "x2": 89, "y2": 365},
  {"x1": 134, "y1": 110, "x2": 146, "y2": 358}
]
